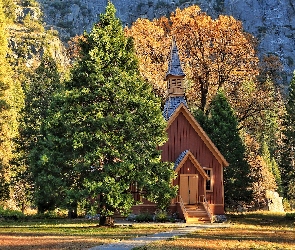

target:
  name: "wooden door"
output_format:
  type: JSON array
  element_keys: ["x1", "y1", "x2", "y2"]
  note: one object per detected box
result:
[{"x1": 180, "y1": 175, "x2": 198, "y2": 204}]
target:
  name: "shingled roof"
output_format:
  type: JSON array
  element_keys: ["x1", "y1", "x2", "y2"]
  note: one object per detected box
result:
[
  {"x1": 165, "y1": 40, "x2": 185, "y2": 80},
  {"x1": 174, "y1": 150, "x2": 189, "y2": 170},
  {"x1": 163, "y1": 96, "x2": 188, "y2": 121},
  {"x1": 173, "y1": 150, "x2": 209, "y2": 179}
]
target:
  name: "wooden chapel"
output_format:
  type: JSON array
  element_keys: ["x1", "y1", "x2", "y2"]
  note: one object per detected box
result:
[{"x1": 132, "y1": 41, "x2": 229, "y2": 223}]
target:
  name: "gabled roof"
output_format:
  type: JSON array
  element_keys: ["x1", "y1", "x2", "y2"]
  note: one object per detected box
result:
[
  {"x1": 167, "y1": 103, "x2": 229, "y2": 167},
  {"x1": 163, "y1": 96, "x2": 188, "y2": 121},
  {"x1": 174, "y1": 150, "x2": 209, "y2": 180},
  {"x1": 174, "y1": 149, "x2": 189, "y2": 169},
  {"x1": 165, "y1": 40, "x2": 185, "y2": 80}
]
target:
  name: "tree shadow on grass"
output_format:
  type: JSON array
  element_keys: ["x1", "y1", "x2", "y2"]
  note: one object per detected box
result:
[
  {"x1": 0, "y1": 234, "x2": 103, "y2": 250},
  {"x1": 227, "y1": 212, "x2": 294, "y2": 227}
]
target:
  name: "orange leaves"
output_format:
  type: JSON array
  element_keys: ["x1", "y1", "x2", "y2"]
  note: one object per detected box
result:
[
  {"x1": 126, "y1": 18, "x2": 171, "y2": 97},
  {"x1": 172, "y1": 5, "x2": 201, "y2": 23},
  {"x1": 171, "y1": 7, "x2": 259, "y2": 111},
  {"x1": 67, "y1": 34, "x2": 86, "y2": 61},
  {"x1": 128, "y1": 5, "x2": 266, "y2": 118}
]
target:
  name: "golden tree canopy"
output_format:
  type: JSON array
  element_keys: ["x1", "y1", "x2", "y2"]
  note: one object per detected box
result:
[{"x1": 127, "y1": 5, "x2": 260, "y2": 114}]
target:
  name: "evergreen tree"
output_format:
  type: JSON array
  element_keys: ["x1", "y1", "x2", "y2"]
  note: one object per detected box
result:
[
  {"x1": 201, "y1": 90, "x2": 252, "y2": 207},
  {"x1": 36, "y1": 2, "x2": 176, "y2": 223},
  {"x1": 280, "y1": 73, "x2": 295, "y2": 201},
  {"x1": 0, "y1": 0, "x2": 24, "y2": 202},
  {"x1": 14, "y1": 54, "x2": 62, "y2": 211},
  {"x1": 261, "y1": 141, "x2": 282, "y2": 195}
]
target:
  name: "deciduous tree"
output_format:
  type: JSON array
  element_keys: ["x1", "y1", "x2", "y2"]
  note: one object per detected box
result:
[
  {"x1": 245, "y1": 135, "x2": 278, "y2": 208},
  {"x1": 128, "y1": 6, "x2": 259, "y2": 112},
  {"x1": 171, "y1": 7, "x2": 259, "y2": 112}
]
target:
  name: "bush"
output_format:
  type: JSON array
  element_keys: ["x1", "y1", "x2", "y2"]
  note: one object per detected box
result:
[
  {"x1": 29, "y1": 208, "x2": 68, "y2": 219},
  {"x1": 283, "y1": 199, "x2": 292, "y2": 212},
  {"x1": 155, "y1": 210, "x2": 168, "y2": 222},
  {"x1": 135, "y1": 212, "x2": 153, "y2": 222},
  {"x1": 0, "y1": 207, "x2": 25, "y2": 220},
  {"x1": 285, "y1": 213, "x2": 295, "y2": 220}
]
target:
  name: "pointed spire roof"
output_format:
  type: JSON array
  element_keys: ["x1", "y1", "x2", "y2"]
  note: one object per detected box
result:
[
  {"x1": 165, "y1": 39, "x2": 185, "y2": 80},
  {"x1": 163, "y1": 96, "x2": 188, "y2": 121}
]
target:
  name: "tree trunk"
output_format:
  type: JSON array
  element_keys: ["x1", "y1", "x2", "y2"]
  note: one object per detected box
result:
[
  {"x1": 21, "y1": 202, "x2": 25, "y2": 214},
  {"x1": 99, "y1": 216, "x2": 114, "y2": 226},
  {"x1": 68, "y1": 202, "x2": 78, "y2": 218}
]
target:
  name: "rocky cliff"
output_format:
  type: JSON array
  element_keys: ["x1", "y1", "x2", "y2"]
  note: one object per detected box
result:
[
  {"x1": 7, "y1": 1, "x2": 67, "y2": 69},
  {"x1": 37, "y1": 0, "x2": 295, "y2": 84}
]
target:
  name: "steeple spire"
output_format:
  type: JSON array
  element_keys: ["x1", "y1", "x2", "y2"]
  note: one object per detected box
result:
[
  {"x1": 163, "y1": 39, "x2": 188, "y2": 120},
  {"x1": 165, "y1": 39, "x2": 185, "y2": 80},
  {"x1": 165, "y1": 39, "x2": 185, "y2": 97}
]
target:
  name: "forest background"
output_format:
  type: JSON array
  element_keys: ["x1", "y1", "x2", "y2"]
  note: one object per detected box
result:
[{"x1": 1, "y1": 0, "x2": 295, "y2": 219}]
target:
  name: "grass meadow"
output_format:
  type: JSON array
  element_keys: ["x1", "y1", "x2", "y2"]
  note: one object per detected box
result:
[
  {"x1": 136, "y1": 212, "x2": 295, "y2": 250},
  {"x1": 0, "y1": 212, "x2": 294, "y2": 249}
]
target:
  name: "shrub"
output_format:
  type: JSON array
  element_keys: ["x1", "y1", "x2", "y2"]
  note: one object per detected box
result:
[
  {"x1": 0, "y1": 207, "x2": 25, "y2": 220},
  {"x1": 28, "y1": 208, "x2": 68, "y2": 219},
  {"x1": 283, "y1": 199, "x2": 292, "y2": 212},
  {"x1": 155, "y1": 210, "x2": 168, "y2": 222},
  {"x1": 285, "y1": 213, "x2": 295, "y2": 220},
  {"x1": 135, "y1": 212, "x2": 153, "y2": 222},
  {"x1": 23, "y1": 13, "x2": 44, "y2": 32}
]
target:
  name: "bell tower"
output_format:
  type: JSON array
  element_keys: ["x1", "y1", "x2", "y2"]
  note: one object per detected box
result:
[
  {"x1": 163, "y1": 40, "x2": 187, "y2": 121},
  {"x1": 165, "y1": 40, "x2": 186, "y2": 97}
]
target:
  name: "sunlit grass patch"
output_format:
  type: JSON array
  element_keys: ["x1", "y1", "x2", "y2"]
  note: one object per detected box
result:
[
  {"x1": 0, "y1": 218, "x2": 174, "y2": 249},
  {"x1": 136, "y1": 212, "x2": 295, "y2": 250}
]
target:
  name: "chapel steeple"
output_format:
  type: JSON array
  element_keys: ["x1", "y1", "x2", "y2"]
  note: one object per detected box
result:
[
  {"x1": 163, "y1": 40, "x2": 188, "y2": 121},
  {"x1": 165, "y1": 39, "x2": 186, "y2": 97}
]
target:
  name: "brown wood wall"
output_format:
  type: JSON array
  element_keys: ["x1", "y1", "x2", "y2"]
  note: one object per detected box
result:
[{"x1": 160, "y1": 112, "x2": 224, "y2": 206}]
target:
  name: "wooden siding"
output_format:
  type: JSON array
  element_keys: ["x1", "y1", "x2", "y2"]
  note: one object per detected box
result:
[{"x1": 160, "y1": 112, "x2": 224, "y2": 207}]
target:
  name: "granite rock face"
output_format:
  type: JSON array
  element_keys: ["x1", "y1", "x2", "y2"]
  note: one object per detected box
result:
[
  {"x1": 222, "y1": 0, "x2": 295, "y2": 83},
  {"x1": 37, "y1": 0, "x2": 295, "y2": 83}
]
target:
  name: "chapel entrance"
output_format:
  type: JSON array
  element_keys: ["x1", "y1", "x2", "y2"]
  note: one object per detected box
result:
[{"x1": 180, "y1": 174, "x2": 198, "y2": 204}]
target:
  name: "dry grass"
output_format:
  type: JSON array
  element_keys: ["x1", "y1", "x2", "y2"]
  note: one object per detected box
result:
[
  {"x1": 135, "y1": 212, "x2": 295, "y2": 250},
  {"x1": 0, "y1": 219, "x2": 174, "y2": 250},
  {"x1": 0, "y1": 212, "x2": 294, "y2": 249}
]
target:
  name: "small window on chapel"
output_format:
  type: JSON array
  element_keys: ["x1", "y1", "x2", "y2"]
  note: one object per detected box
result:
[{"x1": 204, "y1": 168, "x2": 213, "y2": 192}]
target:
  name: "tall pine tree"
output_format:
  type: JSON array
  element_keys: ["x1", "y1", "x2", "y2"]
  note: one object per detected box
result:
[
  {"x1": 280, "y1": 73, "x2": 295, "y2": 202},
  {"x1": 261, "y1": 141, "x2": 282, "y2": 195},
  {"x1": 34, "y1": 2, "x2": 176, "y2": 223},
  {"x1": 13, "y1": 54, "x2": 62, "y2": 211},
  {"x1": 199, "y1": 90, "x2": 253, "y2": 207}
]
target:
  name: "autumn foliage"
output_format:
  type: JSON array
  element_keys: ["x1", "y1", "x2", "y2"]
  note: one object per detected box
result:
[{"x1": 127, "y1": 6, "x2": 271, "y2": 121}]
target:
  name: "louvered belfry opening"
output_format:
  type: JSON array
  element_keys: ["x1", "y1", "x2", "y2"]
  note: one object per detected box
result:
[{"x1": 165, "y1": 39, "x2": 186, "y2": 97}]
